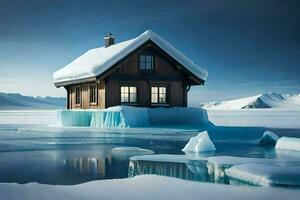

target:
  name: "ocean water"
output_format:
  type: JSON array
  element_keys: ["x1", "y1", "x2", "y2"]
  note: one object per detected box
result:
[{"x1": 0, "y1": 122, "x2": 299, "y2": 185}]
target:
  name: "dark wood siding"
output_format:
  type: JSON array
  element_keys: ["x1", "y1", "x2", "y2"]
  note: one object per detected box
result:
[
  {"x1": 66, "y1": 42, "x2": 190, "y2": 109},
  {"x1": 104, "y1": 43, "x2": 188, "y2": 108}
]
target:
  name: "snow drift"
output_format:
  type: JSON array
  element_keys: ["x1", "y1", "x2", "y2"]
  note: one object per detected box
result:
[
  {"x1": 201, "y1": 93, "x2": 300, "y2": 110},
  {"x1": 53, "y1": 106, "x2": 209, "y2": 128},
  {"x1": 182, "y1": 131, "x2": 216, "y2": 153}
]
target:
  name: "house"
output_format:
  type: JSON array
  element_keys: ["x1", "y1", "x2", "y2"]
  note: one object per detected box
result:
[{"x1": 53, "y1": 30, "x2": 208, "y2": 109}]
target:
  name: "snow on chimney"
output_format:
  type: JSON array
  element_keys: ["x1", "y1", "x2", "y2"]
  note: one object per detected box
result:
[{"x1": 104, "y1": 33, "x2": 115, "y2": 47}]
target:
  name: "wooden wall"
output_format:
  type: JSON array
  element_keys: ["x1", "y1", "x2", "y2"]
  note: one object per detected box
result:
[
  {"x1": 68, "y1": 79, "x2": 106, "y2": 109},
  {"x1": 104, "y1": 43, "x2": 188, "y2": 107}
]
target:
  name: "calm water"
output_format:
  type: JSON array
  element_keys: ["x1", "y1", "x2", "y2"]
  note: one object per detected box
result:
[{"x1": 0, "y1": 124, "x2": 299, "y2": 185}]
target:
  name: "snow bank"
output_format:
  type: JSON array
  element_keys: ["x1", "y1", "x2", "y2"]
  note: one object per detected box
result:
[
  {"x1": 53, "y1": 30, "x2": 207, "y2": 84},
  {"x1": 259, "y1": 131, "x2": 279, "y2": 146},
  {"x1": 54, "y1": 106, "x2": 209, "y2": 128},
  {"x1": 182, "y1": 131, "x2": 216, "y2": 153},
  {"x1": 225, "y1": 163, "x2": 300, "y2": 186},
  {"x1": 1, "y1": 175, "x2": 300, "y2": 200},
  {"x1": 111, "y1": 147, "x2": 154, "y2": 160},
  {"x1": 276, "y1": 137, "x2": 300, "y2": 151}
]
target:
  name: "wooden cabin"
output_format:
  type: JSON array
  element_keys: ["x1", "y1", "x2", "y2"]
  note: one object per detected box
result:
[{"x1": 53, "y1": 30, "x2": 208, "y2": 109}]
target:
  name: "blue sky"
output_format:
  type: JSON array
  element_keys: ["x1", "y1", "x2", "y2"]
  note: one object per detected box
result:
[{"x1": 0, "y1": 0, "x2": 299, "y2": 105}]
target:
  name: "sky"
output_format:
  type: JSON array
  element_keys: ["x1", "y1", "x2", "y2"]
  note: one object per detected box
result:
[{"x1": 0, "y1": 0, "x2": 299, "y2": 105}]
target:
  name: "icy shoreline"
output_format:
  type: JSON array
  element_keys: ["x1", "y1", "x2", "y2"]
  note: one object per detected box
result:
[{"x1": 1, "y1": 175, "x2": 300, "y2": 200}]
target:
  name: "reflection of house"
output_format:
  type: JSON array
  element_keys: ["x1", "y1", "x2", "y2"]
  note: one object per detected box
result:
[
  {"x1": 54, "y1": 30, "x2": 208, "y2": 109},
  {"x1": 63, "y1": 156, "x2": 111, "y2": 178}
]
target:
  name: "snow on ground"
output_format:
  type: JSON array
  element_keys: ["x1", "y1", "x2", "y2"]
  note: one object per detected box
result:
[
  {"x1": 207, "y1": 109, "x2": 300, "y2": 128},
  {"x1": 201, "y1": 93, "x2": 300, "y2": 110},
  {"x1": 0, "y1": 110, "x2": 57, "y2": 125},
  {"x1": 225, "y1": 163, "x2": 300, "y2": 186},
  {"x1": 1, "y1": 175, "x2": 299, "y2": 200}
]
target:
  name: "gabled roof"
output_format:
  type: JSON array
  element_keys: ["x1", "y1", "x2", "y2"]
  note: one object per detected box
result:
[{"x1": 53, "y1": 30, "x2": 208, "y2": 86}]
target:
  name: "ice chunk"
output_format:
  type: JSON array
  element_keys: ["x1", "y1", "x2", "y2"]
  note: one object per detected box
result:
[
  {"x1": 207, "y1": 156, "x2": 286, "y2": 184},
  {"x1": 259, "y1": 131, "x2": 279, "y2": 146},
  {"x1": 111, "y1": 147, "x2": 154, "y2": 160},
  {"x1": 128, "y1": 154, "x2": 208, "y2": 181},
  {"x1": 275, "y1": 137, "x2": 300, "y2": 151},
  {"x1": 225, "y1": 163, "x2": 300, "y2": 186},
  {"x1": 182, "y1": 131, "x2": 216, "y2": 153}
]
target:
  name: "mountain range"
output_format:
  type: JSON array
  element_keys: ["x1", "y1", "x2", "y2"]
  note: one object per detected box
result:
[
  {"x1": 0, "y1": 92, "x2": 66, "y2": 110},
  {"x1": 200, "y1": 93, "x2": 300, "y2": 110}
]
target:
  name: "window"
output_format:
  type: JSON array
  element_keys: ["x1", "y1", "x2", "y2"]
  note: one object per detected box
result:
[
  {"x1": 75, "y1": 86, "x2": 81, "y2": 105},
  {"x1": 121, "y1": 85, "x2": 137, "y2": 103},
  {"x1": 151, "y1": 86, "x2": 168, "y2": 104},
  {"x1": 139, "y1": 55, "x2": 154, "y2": 71},
  {"x1": 90, "y1": 84, "x2": 97, "y2": 104}
]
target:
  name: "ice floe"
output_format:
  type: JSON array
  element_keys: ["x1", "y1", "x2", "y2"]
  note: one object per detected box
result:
[
  {"x1": 182, "y1": 131, "x2": 216, "y2": 153},
  {"x1": 275, "y1": 137, "x2": 300, "y2": 152},
  {"x1": 225, "y1": 163, "x2": 300, "y2": 187},
  {"x1": 259, "y1": 131, "x2": 279, "y2": 146},
  {"x1": 111, "y1": 147, "x2": 154, "y2": 160}
]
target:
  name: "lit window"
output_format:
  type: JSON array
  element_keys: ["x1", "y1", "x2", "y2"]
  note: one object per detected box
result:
[
  {"x1": 75, "y1": 86, "x2": 81, "y2": 105},
  {"x1": 121, "y1": 86, "x2": 137, "y2": 103},
  {"x1": 90, "y1": 84, "x2": 97, "y2": 104},
  {"x1": 139, "y1": 55, "x2": 154, "y2": 71},
  {"x1": 151, "y1": 86, "x2": 167, "y2": 104}
]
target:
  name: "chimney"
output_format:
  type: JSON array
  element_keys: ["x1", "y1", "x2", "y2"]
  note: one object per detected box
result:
[{"x1": 104, "y1": 33, "x2": 115, "y2": 47}]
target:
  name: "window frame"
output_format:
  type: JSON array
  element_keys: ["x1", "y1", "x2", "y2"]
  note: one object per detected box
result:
[
  {"x1": 139, "y1": 54, "x2": 155, "y2": 73},
  {"x1": 75, "y1": 86, "x2": 81, "y2": 106},
  {"x1": 150, "y1": 85, "x2": 169, "y2": 105},
  {"x1": 89, "y1": 84, "x2": 97, "y2": 105},
  {"x1": 120, "y1": 83, "x2": 138, "y2": 105}
]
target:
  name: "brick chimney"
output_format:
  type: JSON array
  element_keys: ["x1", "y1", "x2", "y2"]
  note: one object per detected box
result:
[{"x1": 104, "y1": 33, "x2": 115, "y2": 47}]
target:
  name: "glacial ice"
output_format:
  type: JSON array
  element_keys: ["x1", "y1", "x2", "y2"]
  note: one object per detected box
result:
[
  {"x1": 111, "y1": 147, "x2": 154, "y2": 160},
  {"x1": 128, "y1": 154, "x2": 208, "y2": 181},
  {"x1": 53, "y1": 106, "x2": 209, "y2": 128},
  {"x1": 225, "y1": 163, "x2": 300, "y2": 186},
  {"x1": 275, "y1": 137, "x2": 300, "y2": 151},
  {"x1": 259, "y1": 131, "x2": 279, "y2": 146},
  {"x1": 182, "y1": 131, "x2": 216, "y2": 153}
]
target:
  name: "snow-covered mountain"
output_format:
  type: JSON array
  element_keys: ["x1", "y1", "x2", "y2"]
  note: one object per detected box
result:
[
  {"x1": 200, "y1": 93, "x2": 300, "y2": 110},
  {"x1": 0, "y1": 92, "x2": 66, "y2": 110}
]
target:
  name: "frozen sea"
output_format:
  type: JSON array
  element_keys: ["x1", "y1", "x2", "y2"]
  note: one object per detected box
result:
[{"x1": 0, "y1": 109, "x2": 300, "y2": 186}]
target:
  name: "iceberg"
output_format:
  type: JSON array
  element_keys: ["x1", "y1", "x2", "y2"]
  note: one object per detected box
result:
[
  {"x1": 182, "y1": 131, "x2": 216, "y2": 153},
  {"x1": 275, "y1": 137, "x2": 300, "y2": 151},
  {"x1": 111, "y1": 147, "x2": 154, "y2": 160},
  {"x1": 225, "y1": 163, "x2": 300, "y2": 186},
  {"x1": 259, "y1": 131, "x2": 279, "y2": 146}
]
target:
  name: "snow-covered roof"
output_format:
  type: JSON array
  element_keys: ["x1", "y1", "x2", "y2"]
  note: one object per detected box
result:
[{"x1": 53, "y1": 30, "x2": 208, "y2": 86}]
